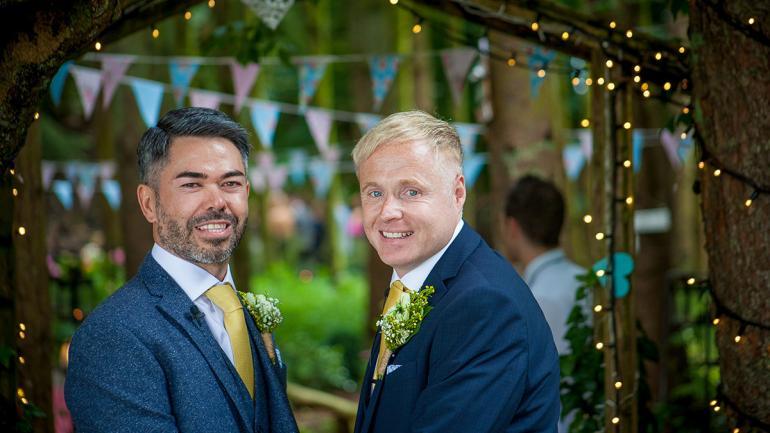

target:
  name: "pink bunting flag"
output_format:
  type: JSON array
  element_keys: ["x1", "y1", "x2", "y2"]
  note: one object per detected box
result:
[
  {"x1": 230, "y1": 60, "x2": 260, "y2": 114},
  {"x1": 660, "y1": 129, "x2": 682, "y2": 169},
  {"x1": 101, "y1": 55, "x2": 135, "y2": 107},
  {"x1": 305, "y1": 108, "x2": 332, "y2": 155},
  {"x1": 577, "y1": 129, "x2": 593, "y2": 160},
  {"x1": 70, "y1": 66, "x2": 103, "y2": 120},
  {"x1": 441, "y1": 48, "x2": 478, "y2": 105},
  {"x1": 189, "y1": 90, "x2": 222, "y2": 110}
]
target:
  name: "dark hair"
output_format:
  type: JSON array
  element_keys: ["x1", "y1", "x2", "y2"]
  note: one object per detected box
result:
[
  {"x1": 504, "y1": 175, "x2": 565, "y2": 247},
  {"x1": 137, "y1": 107, "x2": 250, "y2": 186}
]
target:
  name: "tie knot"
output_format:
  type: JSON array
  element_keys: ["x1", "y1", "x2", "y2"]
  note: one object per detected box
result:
[
  {"x1": 390, "y1": 280, "x2": 405, "y2": 293},
  {"x1": 382, "y1": 280, "x2": 409, "y2": 315},
  {"x1": 206, "y1": 283, "x2": 242, "y2": 313}
]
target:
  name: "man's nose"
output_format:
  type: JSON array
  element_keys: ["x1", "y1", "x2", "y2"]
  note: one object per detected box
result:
[
  {"x1": 204, "y1": 185, "x2": 227, "y2": 211},
  {"x1": 379, "y1": 195, "x2": 403, "y2": 220}
]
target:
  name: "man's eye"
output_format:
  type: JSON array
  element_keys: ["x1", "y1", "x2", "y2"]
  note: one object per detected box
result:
[
  {"x1": 406, "y1": 189, "x2": 419, "y2": 197},
  {"x1": 181, "y1": 183, "x2": 200, "y2": 188},
  {"x1": 368, "y1": 191, "x2": 383, "y2": 198},
  {"x1": 223, "y1": 181, "x2": 241, "y2": 187}
]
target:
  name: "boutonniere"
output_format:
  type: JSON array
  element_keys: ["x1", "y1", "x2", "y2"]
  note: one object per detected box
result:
[
  {"x1": 239, "y1": 292, "x2": 283, "y2": 364},
  {"x1": 375, "y1": 285, "x2": 435, "y2": 379}
]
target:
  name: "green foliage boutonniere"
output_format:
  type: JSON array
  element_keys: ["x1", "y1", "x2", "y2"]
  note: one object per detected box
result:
[{"x1": 239, "y1": 292, "x2": 283, "y2": 364}]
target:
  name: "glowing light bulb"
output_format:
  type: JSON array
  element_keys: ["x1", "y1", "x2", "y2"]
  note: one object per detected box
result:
[
  {"x1": 208, "y1": 0, "x2": 216, "y2": 7},
  {"x1": 664, "y1": 82, "x2": 672, "y2": 91},
  {"x1": 623, "y1": 121, "x2": 631, "y2": 129},
  {"x1": 606, "y1": 60, "x2": 614, "y2": 68},
  {"x1": 687, "y1": 277, "x2": 696, "y2": 285},
  {"x1": 615, "y1": 381, "x2": 623, "y2": 389},
  {"x1": 537, "y1": 69, "x2": 546, "y2": 78},
  {"x1": 580, "y1": 119, "x2": 590, "y2": 128},
  {"x1": 17, "y1": 227, "x2": 26, "y2": 236},
  {"x1": 626, "y1": 30, "x2": 633, "y2": 38},
  {"x1": 734, "y1": 335, "x2": 742, "y2": 343},
  {"x1": 507, "y1": 57, "x2": 516, "y2": 67},
  {"x1": 633, "y1": 65, "x2": 641, "y2": 73},
  {"x1": 679, "y1": 46, "x2": 686, "y2": 54},
  {"x1": 714, "y1": 169, "x2": 722, "y2": 177},
  {"x1": 623, "y1": 160, "x2": 632, "y2": 168},
  {"x1": 625, "y1": 196, "x2": 633, "y2": 205},
  {"x1": 596, "y1": 342, "x2": 604, "y2": 350},
  {"x1": 585, "y1": 78, "x2": 593, "y2": 86},
  {"x1": 748, "y1": 17, "x2": 755, "y2": 25},
  {"x1": 681, "y1": 132, "x2": 687, "y2": 140},
  {"x1": 389, "y1": 0, "x2": 398, "y2": 4},
  {"x1": 12, "y1": 188, "x2": 18, "y2": 196},
  {"x1": 633, "y1": 75, "x2": 641, "y2": 83},
  {"x1": 612, "y1": 417, "x2": 620, "y2": 424},
  {"x1": 572, "y1": 77, "x2": 580, "y2": 86},
  {"x1": 531, "y1": 21, "x2": 540, "y2": 31},
  {"x1": 562, "y1": 31, "x2": 570, "y2": 40},
  {"x1": 596, "y1": 232, "x2": 605, "y2": 240},
  {"x1": 609, "y1": 21, "x2": 617, "y2": 29},
  {"x1": 94, "y1": 41, "x2": 102, "y2": 51},
  {"x1": 713, "y1": 318, "x2": 720, "y2": 326},
  {"x1": 412, "y1": 23, "x2": 422, "y2": 34},
  {"x1": 698, "y1": 161, "x2": 705, "y2": 169},
  {"x1": 596, "y1": 269, "x2": 606, "y2": 277},
  {"x1": 34, "y1": 112, "x2": 39, "y2": 120},
  {"x1": 583, "y1": 214, "x2": 593, "y2": 223},
  {"x1": 152, "y1": 28, "x2": 160, "y2": 38},
  {"x1": 655, "y1": 52, "x2": 662, "y2": 60},
  {"x1": 594, "y1": 305, "x2": 603, "y2": 313},
  {"x1": 607, "y1": 82, "x2": 616, "y2": 91},
  {"x1": 643, "y1": 90, "x2": 651, "y2": 98},
  {"x1": 745, "y1": 198, "x2": 753, "y2": 207},
  {"x1": 184, "y1": 10, "x2": 192, "y2": 20},
  {"x1": 597, "y1": 77, "x2": 605, "y2": 85},
  {"x1": 683, "y1": 107, "x2": 690, "y2": 114}
]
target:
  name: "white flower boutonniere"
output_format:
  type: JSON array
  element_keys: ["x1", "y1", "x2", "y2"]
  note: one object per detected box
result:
[
  {"x1": 375, "y1": 285, "x2": 434, "y2": 379},
  {"x1": 239, "y1": 292, "x2": 283, "y2": 364}
]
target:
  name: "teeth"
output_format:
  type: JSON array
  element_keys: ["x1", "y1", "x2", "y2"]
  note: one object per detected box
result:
[
  {"x1": 198, "y1": 223, "x2": 227, "y2": 232},
  {"x1": 382, "y1": 231, "x2": 413, "y2": 239}
]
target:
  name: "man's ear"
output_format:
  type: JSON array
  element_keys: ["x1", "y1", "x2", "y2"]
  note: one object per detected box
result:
[
  {"x1": 454, "y1": 173, "x2": 466, "y2": 208},
  {"x1": 137, "y1": 184, "x2": 158, "y2": 224}
]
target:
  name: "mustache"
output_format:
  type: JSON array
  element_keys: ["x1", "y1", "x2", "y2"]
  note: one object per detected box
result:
[{"x1": 187, "y1": 211, "x2": 238, "y2": 230}]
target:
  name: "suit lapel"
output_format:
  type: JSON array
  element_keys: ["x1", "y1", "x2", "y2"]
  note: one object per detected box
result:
[
  {"x1": 140, "y1": 255, "x2": 254, "y2": 431},
  {"x1": 243, "y1": 305, "x2": 300, "y2": 433}
]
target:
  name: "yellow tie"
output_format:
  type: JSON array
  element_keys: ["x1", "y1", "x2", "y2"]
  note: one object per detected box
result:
[
  {"x1": 373, "y1": 280, "x2": 407, "y2": 380},
  {"x1": 206, "y1": 283, "x2": 255, "y2": 399}
]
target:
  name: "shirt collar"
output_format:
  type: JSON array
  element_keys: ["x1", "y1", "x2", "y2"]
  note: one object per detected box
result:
[
  {"x1": 523, "y1": 248, "x2": 565, "y2": 284},
  {"x1": 390, "y1": 220, "x2": 464, "y2": 291},
  {"x1": 151, "y1": 243, "x2": 235, "y2": 302}
]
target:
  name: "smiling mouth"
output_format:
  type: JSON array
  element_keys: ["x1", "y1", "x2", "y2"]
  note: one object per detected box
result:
[
  {"x1": 381, "y1": 231, "x2": 414, "y2": 239},
  {"x1": 196, "y1": 222, "x2": 231, "y2": 233}
]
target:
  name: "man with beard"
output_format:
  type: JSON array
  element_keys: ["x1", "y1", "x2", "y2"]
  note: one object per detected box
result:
[{"x1": 65, "y1": 108, "x2": 298, "y2": 433}]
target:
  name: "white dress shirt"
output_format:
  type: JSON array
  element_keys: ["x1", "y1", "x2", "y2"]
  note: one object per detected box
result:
[
  {"x1": 152, "y1": 244, "x2": 238, "y2": 365},
  {"x1": 523, "y1": 248, "x2": 585, "y2": 356},
  {"x1": 389, "y1": 220, "x2": 464, "y2": 291}
]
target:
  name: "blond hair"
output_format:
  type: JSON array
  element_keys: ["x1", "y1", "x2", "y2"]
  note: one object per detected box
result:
[{"x1": 352, "y1": 110, "x2": 463, "y2": 170}]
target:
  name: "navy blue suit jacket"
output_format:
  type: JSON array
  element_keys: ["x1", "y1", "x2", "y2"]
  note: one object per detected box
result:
[
  {"x1": 65, "y1": 254, "x2": 299, "y2": 433},
  {"x1": 354, "y1": 224, "x2": 560, "y2": 433}
]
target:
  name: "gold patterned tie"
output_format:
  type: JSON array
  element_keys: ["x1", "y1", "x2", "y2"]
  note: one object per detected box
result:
[
  {"x1": 373, "y1": 280, "x2": 408, "y2": 380},
  {"x1": 206, "y1": 283, "x2": 255, "y2": 399}
]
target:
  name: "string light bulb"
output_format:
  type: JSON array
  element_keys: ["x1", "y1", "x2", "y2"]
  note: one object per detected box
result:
[
  {"x1": 12, "y1": 188, "x2": 18, "y2": 196},
  {"x1": 664, "y1": 82, "x2": 672, "y2": 91},
  {"x1": 614, "y1": 381, "x2": 623, "y2": 389},
  {"x1": 679, "y1": 46, "x2": 686, "y2": 54},
  {"x1": 623, "y1": 121, "x2": 631, "y2": 129},
  {"x1": 714, "y1": 405, "x2": 721, "y2": 412},
  {"x1": 655, "y1": 52, "x2": 662, "y2": 60},
  {"x1": 607, "y1": 82, "x2": 616, "y2": 91},
  {"x1": 94, "y1": 41, "x2": 102, "y2": 51},
  {"x1": 612, "y1": 417, "x2": 620, "y2": 424},
  {"x1": 18, "y1": 356, "x2": 25, "y2": 365},
  {"x1": 735, "y1": 323, "x2": 747, "y2": 343},
  {"x1": 609, "y1": 21, "x2": 617, "y2": 29},
  {"x1": 687, "y1": 277, "x2": 696, "y2": 285},
  {"x1": 585, "y1": 78, "x2": 593, "y2": 86},
  {"x1": 594, "y1": 304, "x2": 603, "y2": 313},
  {"x1": 597, "y1": 77, "x2": 605, "y2": 85},
  {"x1": 583, "y1": 214, "x2": 593, "y2": 223},
  {"x1": 184, "y1": 10, "x2": 192, "y2": 20},
  {"x1": 507, "y1": 55, "x2": 517, "y2": 67},
  {"x1": 17, "y1": 227, "x2": 26, "y2": 236},
  {"x1": 710, "y1": 399, "x2": 718, "y2": 407},
  {"x1": 537, "y1": 69, "x2": 546, "y2": 78},
  {"x1": 698, "y1": 161, "x2": 705, "y2": 170},
  {"x1": 714, "y1": 169, "x2": 722, "y2": 177},
  {"x1": 19, "y1": 323, "x2": 25, "y2": 331},
  {"x1": 623, "y1": 160, "x2": 632, "y2": 168},
  {"x1": 683, "y1": 106, "x2": 690, "y2": 114},
  {"x1": 606, "y1": 59, "x2": 614, "y2": 68},
  {"x1": 596, "y1": 342, "x2": 604, "y2": 350},
  {"x1": 34, "y1": 112, "x2": 39, "y2": 120},
  {"x1": 745, "y1": 190, "x2": 759, "y2": 207},
  {"x1": 643, "y1": 90, "x2": 651, "y2": 98},
  {"x1": 580, "y1": 118, "x2": 590, "y2": 128},
  {"x1": 596, "y1": 232, "x2": 605, "y2": 240},
  {"x1": 208, "y1": 0, "x2": 216, "y2": 7},
  {"x1": 625, "y1": 30, "x2": 633, "y2": 38},
  {"x1": 633, "y1": 75, "x2": 641, "y2": 83},
  {"x1": 633, "y1": 65, "x2": 641, "y2": 73},
  {"x1": 625, "y1": 196, "x2": 634, "y2": 205},
  {"x1": 412, "y1": 19, "x2": 423, "y2": 34},
  {"x1": 596, "y1": 269, "x2": 606, "y2": 277},
  {"x1": 561, "y1": 31, "x2": 570, "y2": 40},
  {"x1": 571, "y1": 77, "x2": 580, "y2": 86},
  {"x1": 531, "y1": 21, "x2": 540, "y2": 32},
  {"x1": 680, "y1": 132, "x2": 687, "y2": 140},
  {"x1": 748, "y1": 17, "x2": 755, "y2": 25},
  {"x1": 152, "y1": 27, "x2": 160, "y2": 38}
]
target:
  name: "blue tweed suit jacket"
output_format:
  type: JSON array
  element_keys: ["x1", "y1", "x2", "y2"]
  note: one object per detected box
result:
[
  {"x1": 354, "y1": 224, "x2": 560, "y2": 433},
  {"x1": 65, "y1": 254, "x2": 299, "y2": 433}
]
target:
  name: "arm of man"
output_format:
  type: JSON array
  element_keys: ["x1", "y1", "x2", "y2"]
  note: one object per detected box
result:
[
  {"x1": 410, "y1": 285, "x2": 559, "y2": 433},
  {"x1": 65, "y1": 318, "x2": 179, "y2": 433}
]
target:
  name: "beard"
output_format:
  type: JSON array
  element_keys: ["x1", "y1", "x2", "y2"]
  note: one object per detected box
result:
[{"x1": 155, "y1": 201, "x2": 246, "y2": 265}]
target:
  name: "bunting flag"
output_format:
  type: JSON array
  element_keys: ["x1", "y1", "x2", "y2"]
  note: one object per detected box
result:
[
  {"x1": 242, "y1": 0, "x2": 295, "y2": 30},
  {"x1": 230, "y1": 60, "x2": 260, "y2": 114},
  {"x1": 660, "y1": 129, "x2": 682, "y2": 169},
  {"x1": 592, "y1": 252, "x2": 635, "y2": 298},
  {"x1": 678, "y1": 131, "x2": 694, "y2": 162},
  {"x1": 76, "y1": 163, "x2": 100, "y2": 208},
  {"x1": 64, "y1": 162, "x2": 80, "y2": 183},
  {"x1": 305, "y1": 108, "x2": 332, "y2": 155},
  {"x1": 42, "y1": 162, "x2": 57, "y2": 190},
  {"x1": 368, "y1": 55, "x2": 400, "y2": 111},
  {"x1": 334, "y1": 203, "x2": 353, "y2": 255},
  {"x1": 99, "y1": 161, "x2": 116, "y2": 180},
  {"x1": 354, "y1": 113, "x2": 381, "y2": 135},
  {"x1": 632, "y1": 129, "x2": 644, "y2": 173},
  {"x1": 308, "y1": 158, "x2": 336, "y2": 198},
  {"x1": 454, "y1": 122, "x2": 482, "y2": 155},
  {"x1": 463, "y1": 153, "x2": 487, "y2": 189},
  {"x1": 529, "y1": 48, "x2": 556, "y2": 98},
  {"x1": 250, "y1": 101, "x2": 281, "y2": 149},
  {"x1": 189, "y1": 89, "x2": 222, "y2": 110},
  {"x1": 297, "y1": 60, "x2": 327, "y2": 109},
  {"x1": 101, "y1": 179, "x2": 122, "y2": 210},
  {"x1": 249, "y1": 167, "x2": 268, "y2": 192},
  {"x1": 129, "y1": 78, "x2": 164, "y2": 127},
  {"x1": 441, "y1": 48, "x2": 477, "y2": 105},
  {"x1": 52, "y1": 180, "x2": 74, "y2": 210},
  {"x1": 562, "y1": 144, "x2": 586, "y2": 181},
  {"x1": 169, "y1": 59, "x2": 201, "y2": 105},
  {"x1": 101, "y1": 55, "x2": 135, "y2": 107},
  {"x1": 50, "y1": 61, "x2": 73, "y2": 106},
  {"x1": 577, "y1": 129, "x2": 593, "y2": 160},
  {"x1": 70, "y1": 66, "x2": 103, "y2": 120},
  {"x1": 569, "y1": 57, "x2": 589, "y2": 96},
  {"x1": 267, "y1": 165, "x2": 288, "y2": 191},
  {"x1": 289, "y1": 150, "x2": 307, "y2": 185}
]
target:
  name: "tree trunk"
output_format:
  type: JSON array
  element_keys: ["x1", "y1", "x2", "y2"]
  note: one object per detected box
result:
[{"x1": 690, "y1": 0, "x2": 770, "y2": 427}]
